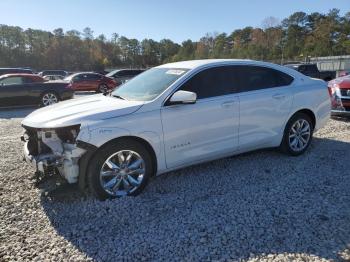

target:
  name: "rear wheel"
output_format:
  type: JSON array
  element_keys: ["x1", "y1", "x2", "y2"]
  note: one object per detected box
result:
[
  {"x1": 280, "y1": 113, "x2": 313, "y2": 156},
  {"x1": 87, "y1": 139, "x2": 153, "y2": 200},
  {"x1": 41, "y1": 92, "x2": 59, "y2": 106}
]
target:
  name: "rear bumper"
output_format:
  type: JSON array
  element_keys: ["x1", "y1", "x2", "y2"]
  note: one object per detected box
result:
[
  {"x1": 331, "y1": 109, "x2": 350, "y2": 116},
  {"x1": 331, "y1": 97, "x2": 350, "y2": 116}
]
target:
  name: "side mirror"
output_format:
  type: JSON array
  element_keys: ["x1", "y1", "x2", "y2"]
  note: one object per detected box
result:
[{"x1": 168, "y1": 90, "x2": 196, "y2": 105}]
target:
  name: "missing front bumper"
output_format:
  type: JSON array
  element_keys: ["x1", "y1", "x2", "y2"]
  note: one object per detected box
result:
[{"x1": 22, "y1": 128, "x2": 86, "y2": 184}]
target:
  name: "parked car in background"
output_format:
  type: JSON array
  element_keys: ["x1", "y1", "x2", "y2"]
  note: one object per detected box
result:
[
  {"x1": 21, "y1": 59, "x2": 330, "y2": 200},
  {"x1": 43, "y1": 75, "x2": 64, "y2": 81},
  {"x1": 328, "y1": 75, "x2": 350, "y2": 116},
  {"x1": 38, "y1": 70, "x2": 68, "y2": 77},
  {"x1": 106, "y1": 69, "x2": 144, "y2": 85},
  {"x1": 0, "y1": 74, "x2": 73, "y2": 107},
  {"x1": 285, "y1": 63, "x2": 336, "y2": 81},
  {"x1": 0, "y1": 68, "x2": 34, "y2": 76},
  {"x1": 64, "y1": 72, "x2": 118, "y2": 92},
  {"x1": 338, "y1": 70, "x2": 350, "y2": 77},
  {"x1": 94, "y1": 70, "x2": 109, "y2": 75}
]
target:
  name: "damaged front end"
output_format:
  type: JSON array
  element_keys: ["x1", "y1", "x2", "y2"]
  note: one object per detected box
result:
[{"x1": 21, "y1": 125, "x2": 86, "y2": 184}]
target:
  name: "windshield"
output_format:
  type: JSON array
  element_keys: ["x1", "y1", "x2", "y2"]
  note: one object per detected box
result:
[
  {"x1": 106, "y1": 70, "x2": 120, "y2": 77},
  {"x1": 63, "y1": 74, "x2": 77, "y2": 81},
  {"x1": 111, "y1": 68, "x2": 188, "y2": 101},
  {"x1": 285, "y1": 65, "x2": 298, "y2": 70}
]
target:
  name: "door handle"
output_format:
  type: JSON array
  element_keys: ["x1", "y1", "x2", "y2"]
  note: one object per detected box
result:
[
  {"x1": 221, "y1": 101, "x2": 236, "y2": 108},
  {"x1": 272, "y1": 94, "x2": 285, "y2": 100}
]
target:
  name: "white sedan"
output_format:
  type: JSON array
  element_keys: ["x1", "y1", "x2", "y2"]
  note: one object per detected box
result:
[{"x1": 22, "y1": 59, "x2": 330, "y2": 199}]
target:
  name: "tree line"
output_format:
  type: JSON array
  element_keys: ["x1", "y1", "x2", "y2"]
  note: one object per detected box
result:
[{"x1": 0, "y1": 9, "x2": 349, "y2": 71}]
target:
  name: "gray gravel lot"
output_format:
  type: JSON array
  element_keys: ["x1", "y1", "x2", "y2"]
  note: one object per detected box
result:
[{"x1": 0, "y1": 106, "x2": 349, "y2": 261}]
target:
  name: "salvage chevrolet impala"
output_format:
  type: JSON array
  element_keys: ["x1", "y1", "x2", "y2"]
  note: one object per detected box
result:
[{"x1": 21, "y1": 59, "x2": 331, "y2": 199}]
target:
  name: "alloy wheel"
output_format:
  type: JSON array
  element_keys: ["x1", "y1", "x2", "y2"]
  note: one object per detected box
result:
[
  {"x1": 99, "y1": 150, "x2": 145, "y2": 197},
  {"x1": 288, "y1": 119, "x2": 311, "y2": 152},
  {"x1": 99, "y1": 84, "x2": 108, "y2": 93},
  {"x1": 42, "y1": 93, "x2": 58, "y2": 106}
]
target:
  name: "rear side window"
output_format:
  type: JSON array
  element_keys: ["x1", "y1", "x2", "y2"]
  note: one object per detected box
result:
[
  {"x1": 237, "y1": 66, "x2": 293, "y2": 92},
  {"x1": 22, "y1": 77, "x2": 34, "y2": 83},
  {"x1": 180, "y1": 66, "x2": 238, "y2": 99},
  {"x1": 87, "y1": 74, "x2": 102, "y2": 80}
]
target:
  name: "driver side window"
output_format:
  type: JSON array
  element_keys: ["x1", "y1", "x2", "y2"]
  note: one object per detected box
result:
[
  {"x1": 0, "y1": 77, "x2": 24, "y2": 86},
  {"x1": 73, "y1": 75, "x2": 84, "y2": 82},
  {"x1": 179, "y1": 66, "x2": 238, "y2": 99}
]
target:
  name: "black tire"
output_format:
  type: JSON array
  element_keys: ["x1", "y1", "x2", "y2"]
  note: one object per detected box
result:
[
  {"x1": 40, "y1": 91, "x2": 60, "y2": 107},
  {"x1": 97, "y1": 84, "x2": 108, "y2": 93},
  {"x1": 280, "y1": 112, "x2": 314, "y2": 156},
  {"x1": 87, "y1": 139, "x2": 154, "y2": 200}
]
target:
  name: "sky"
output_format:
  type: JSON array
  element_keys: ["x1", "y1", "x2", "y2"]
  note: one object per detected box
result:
[{"x1": 0, "y1": 0, "x2": 348, "y2": 43}]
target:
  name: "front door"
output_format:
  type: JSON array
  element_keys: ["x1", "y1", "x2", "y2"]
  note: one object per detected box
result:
[
  {"x1": 0, "y1": 76, "x2": 29, "y2": 107},
  {"x1": 161, "y1": 66, "x2": 240, "y2": 169}
]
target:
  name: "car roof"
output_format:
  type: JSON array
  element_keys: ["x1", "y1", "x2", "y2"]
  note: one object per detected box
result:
[
  {"x1": 0, "y1": 73, "x2": 39, "y2": 78},
  {"x1": 40, "y1": 70, "x2": 66, "y2": 72},
  {"x1": 285, "y1": 63, "x2": 316, "y2": 67},
  {"x1": 156, "y1": 59, "x2": 295, "y2": 71},
  {"x1": 155, "y1": 59, "x2": 308, "y2": 80},
  {"x1": 158, "y1": 58, "x2": 301, "y2": 70},
  {"x1": 156, "y1": 59, "x2": 253, "y2": 69},
  {"x1": 0, "y1": 67, "x2": 32, "y2": 70},
  {"x1": 79, "y1": 72, "x2": 100, "y2": 74}
]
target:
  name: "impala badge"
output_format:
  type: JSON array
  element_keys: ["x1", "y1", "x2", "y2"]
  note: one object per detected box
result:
[{"x1": 170, "y1": 142, "x2": 191, "y2": 150}]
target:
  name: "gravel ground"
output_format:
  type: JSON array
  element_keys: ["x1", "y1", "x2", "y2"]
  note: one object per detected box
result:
[{"x1": 0, "y1": 108, "x2": 349, "y2": 262}]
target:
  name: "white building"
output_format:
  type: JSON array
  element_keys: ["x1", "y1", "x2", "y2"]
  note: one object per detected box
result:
[{"x1": 310, "y1": 55, "x2": 350, "y2": 75}]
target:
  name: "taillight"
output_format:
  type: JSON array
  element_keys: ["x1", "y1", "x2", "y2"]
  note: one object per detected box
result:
[
  {"x1": 327, "y1": 86, "x2": 332, "y2": 97},
  {"x1": 328, "y1": 83, "x2": 343, "y2": 109},
  {"x1": 65, "y1": 83, "x2": 73, "y2": 89}
]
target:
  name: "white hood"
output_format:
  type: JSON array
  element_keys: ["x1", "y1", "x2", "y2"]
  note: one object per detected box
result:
[{"x1": 22, "y1": 94, "x2": 144, "y2": 128}]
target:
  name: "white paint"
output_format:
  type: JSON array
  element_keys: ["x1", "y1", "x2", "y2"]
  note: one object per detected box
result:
[{"x1": 22, "y1": 59, "x2": 331, "y2": 182}]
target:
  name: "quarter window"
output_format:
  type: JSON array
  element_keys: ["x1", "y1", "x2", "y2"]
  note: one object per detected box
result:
[
  {"x1": 179, "y1": 66, "x2": 238, "y2": 99},
  {"x1": 237, "y1": 66, "x2": 294, "y2": 92}
]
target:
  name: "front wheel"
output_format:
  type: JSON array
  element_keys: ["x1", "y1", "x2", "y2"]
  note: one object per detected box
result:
[
  {"x1": 280, "y1": 113, "x2": 314, "y2": 156},
  {"x1": 97, "y1": 84, "x2": 108, "y2": 93},
  {"x1": 87, "y1": 139, "x2": 153, "y2": 200},
  {"x1": 41, "y1": 92, "x2": 59, "y2": 106}
]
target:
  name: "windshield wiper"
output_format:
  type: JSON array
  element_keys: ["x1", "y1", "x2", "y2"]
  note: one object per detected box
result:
[{"x1": 112, "y1": 94, "x2": 125, "y2": 100}]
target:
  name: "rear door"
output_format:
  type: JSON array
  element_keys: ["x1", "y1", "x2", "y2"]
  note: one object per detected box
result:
[
  {"x1": 23, "y1": 76, "x2": 45, "y2": 105},
  {"x1": 73, "y1": 74, "x2": 90, "y2": 90},
  {"x1": 86, "y1": 73, "x2": 103, "y2": 90},
  {"x1": 0, "y1": 76, "x2": 30, "y2": 107},
  {"x1": 161, "y1": 66, "x2": 240, "y2": 168},
  {"x1": 236, "y1": 65, "x2": 294, "y2": 150}
]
